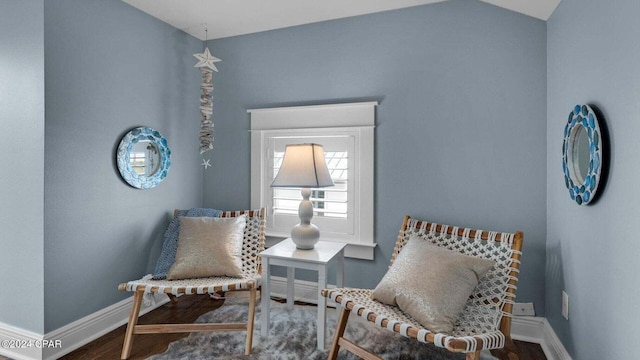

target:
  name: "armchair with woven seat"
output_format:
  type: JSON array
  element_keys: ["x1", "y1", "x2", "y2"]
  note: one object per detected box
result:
[
  {"x1": 117, "y1": 208, "x2": 265, "y2": 360},
  {"x1": 323, "y1": 215, "x2": 523, "y2": 360}
]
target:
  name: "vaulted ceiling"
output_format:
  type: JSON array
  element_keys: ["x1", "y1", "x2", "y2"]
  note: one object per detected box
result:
[{"x1": 122, "y1": 0, "x2": 560, "y2": 41}]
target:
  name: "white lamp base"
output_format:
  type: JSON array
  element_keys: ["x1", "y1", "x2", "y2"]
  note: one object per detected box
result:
[
  {"x1": 291, "y1": 223, "x2": 319, "y2": 250},
  {"x1": 291, "y1": 188, "x2": 320, "y2": 250}
]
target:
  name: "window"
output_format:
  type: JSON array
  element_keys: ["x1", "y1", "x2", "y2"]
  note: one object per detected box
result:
[{"x1": 249, "y1": 102, "x2": 377, "y2": 260}]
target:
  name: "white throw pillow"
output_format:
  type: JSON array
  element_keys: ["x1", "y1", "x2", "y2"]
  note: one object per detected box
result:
[
  {"x1": 167, "y1": 215, "x2": 246, "y2": 280},
  {"x1": 372, "y1": 235, "x2": 495, "y2": 334}
]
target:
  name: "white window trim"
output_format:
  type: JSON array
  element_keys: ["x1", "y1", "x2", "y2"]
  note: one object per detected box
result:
[{"x1": 249, "y1": 102, "x2": 377, "y2": 260}]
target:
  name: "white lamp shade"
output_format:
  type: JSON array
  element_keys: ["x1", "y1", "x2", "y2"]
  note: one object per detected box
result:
[{"x1": 271, "y1": 143, "x2": 334, "y2": 188}]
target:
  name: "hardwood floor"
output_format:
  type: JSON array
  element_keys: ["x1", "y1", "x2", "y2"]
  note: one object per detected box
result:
[
  {"x1": 62, "y1": 294, "x2": 225, "y2": 360},
  {"x1": 3, "y1": 294, "x2": 546, "y2": 360}
]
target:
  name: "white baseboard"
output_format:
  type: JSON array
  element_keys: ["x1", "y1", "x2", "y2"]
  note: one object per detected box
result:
[
  {"x1": 511, "y1": 316, "x2": 546, "y2": 343},
  {"x1": 268, "y1": 276, "x2": 328, "y2": 304},
  {"x1": 0, "y1": 323, "x2": 43, "y2": 360},
  {"x1": 43, "y1": 294, "x2": 169, "y2": 360},
  {"x1": 539, "y1": 318, "x2": 572, "y2": 360},
  {"x1": 42, "y1": 293, "x2": 169, "y2": 360},
  {"x1": 505, "y1": 316, "x2": 572, "y2": 360},
  {"x1": 0, "y1": 279, "x2": 572, "y2": 360},
  {"x1": 0, "y1": 293, "x2": 169, "y2": 360},
  {"x1": 268, "y1": 276, "x2": 340, "y2": 308}
]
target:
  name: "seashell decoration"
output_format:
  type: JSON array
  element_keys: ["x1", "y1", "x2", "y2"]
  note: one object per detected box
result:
[
  {"x1": 561, "y1": 104, "x2": 603, "y2": 205},
  {"x1": 193, "y1": 47, "x2": 221, "y2": 169}
]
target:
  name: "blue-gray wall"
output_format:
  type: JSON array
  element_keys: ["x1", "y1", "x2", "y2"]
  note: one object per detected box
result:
[
  {"x1": 205, "y1": 0, "x2": 547, "y2": 312},
  {"x1": 0, "y1": 0, "x2": 45, "y2": 334},
  {"x1": 43, "y1": 0, "x2": 203, "y2": 332},
  {"x1": 7, "y1": 1, "x2": 601, "y2": 352},
  {"x1": 547, "y1": 0, "x2": 640, "y2": 358}
]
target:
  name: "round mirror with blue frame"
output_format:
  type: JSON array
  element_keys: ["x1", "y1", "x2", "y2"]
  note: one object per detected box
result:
[
  {"x1": 562, "y1": 104, "x2": 602, "y2": 205},
  {"x1": 117, "y1": 127, "x2": 171, "y2": 189}
]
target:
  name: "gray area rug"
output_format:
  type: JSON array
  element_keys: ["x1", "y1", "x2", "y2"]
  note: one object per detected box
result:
[{"x1": 148, "y1": 299, "x2": 497, "y2": 360}]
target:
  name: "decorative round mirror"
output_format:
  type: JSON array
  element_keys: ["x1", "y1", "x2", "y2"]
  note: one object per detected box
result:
[
  {"x1": 562, "y1": 104, "x2": 602, "y2": 205},
  {"x1": 117, "y1": 127, "x2": 171, "y2": 189}
]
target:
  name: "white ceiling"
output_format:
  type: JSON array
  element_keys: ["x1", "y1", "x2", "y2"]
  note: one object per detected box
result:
[{"x1": 122, "y1": 0, "x2": 561, "y2": 41}]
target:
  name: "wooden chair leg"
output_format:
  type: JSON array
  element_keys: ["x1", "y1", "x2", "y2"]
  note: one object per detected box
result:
[
  {"x1": 121, "y1": 290, "x2": 144, "y2": 359},
  {"x1": 491, "y1": 336, "x2": 520, "y2": 360},
  {"x1": 466, "y1": 350, "x2": 482, "y2": 360},
  {"x1": 245, "y1": 286, "x2": 257, "y2": 355},
  {"x1": 504, "y1": 336, "x2": 520, "y2": 360},
  {"x1": 167, "y1": 293, "x2": 179, "y2": 304},
  {"x1": 328, "y1": 307, "x2": 351, "y2": 360}
]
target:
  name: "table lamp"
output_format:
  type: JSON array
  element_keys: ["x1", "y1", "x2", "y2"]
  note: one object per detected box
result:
[{"x1": 271, "y1": 143, "x2": 334, "y2": 249}]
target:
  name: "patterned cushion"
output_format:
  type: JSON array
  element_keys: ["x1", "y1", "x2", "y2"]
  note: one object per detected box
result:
[
  {"x1": 152, "y1": 208, "x2": 222, "y2": 279},
  {"x1": 166, "y1": 215, "x2": 246, "y2": 280},
  {"x1": 372, "y1": 236, "x2": 495, "y2": 334}
]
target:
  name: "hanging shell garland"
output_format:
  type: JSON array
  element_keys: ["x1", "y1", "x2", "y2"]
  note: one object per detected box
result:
[
  {"x1": 193, "y1": 47, "x2": 221, "y2": 169},
  {"x1": 199, "y1": 69, "x2": 214, "y2": 154}
]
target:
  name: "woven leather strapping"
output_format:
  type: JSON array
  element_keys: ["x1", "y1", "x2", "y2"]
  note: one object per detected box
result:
[
  {"x1": 120, "y1": 209, "x2": 265, "y2": 295},
  {"x1": 220, "y1": 209, "x2": 266, "y2": 277},
  {"x1": 324, "y1": 217, "x2": 523, "y2": 353}
]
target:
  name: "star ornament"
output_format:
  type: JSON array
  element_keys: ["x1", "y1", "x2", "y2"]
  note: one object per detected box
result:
[
  {"x1": 201, "y1": 158, "x2": 212, "y2": 169},
  {"x1": 193, "y1": 47, "x2": 221, "y2": 72}
]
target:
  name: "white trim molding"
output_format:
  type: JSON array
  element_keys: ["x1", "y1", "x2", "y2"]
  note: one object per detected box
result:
[
  {"x1": 247, "y1": 101, "x2": 379, "y2": 130},
  {"x1": 268, "y1": 276, "x2": 335, "y2": 305},
  {"x1": 249, "y1": 102, "x2": 377, "y2": 260},
  {"x1": 0, "y1": 323, "x2": 43, "y2": 360},
  {"x1": 42, "y1": 293, "x2": 170, "y2": 360},
  {"x1": 510, "y1": 317, "x2": 572, "y2": 360},
  {"x1": 511, "y1": 316, "x2": 545, "y2": 343},
  {"x1": 539, "y1": 318, "x2": 573, "y2": 360},
  {"x1": 0, "y1": 293, "x2": 169, "y2": 360}
]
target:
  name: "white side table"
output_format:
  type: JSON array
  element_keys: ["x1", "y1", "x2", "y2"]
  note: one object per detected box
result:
[{"x1": 259, "y1": 238, "x2": 346, "y2": 350}]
